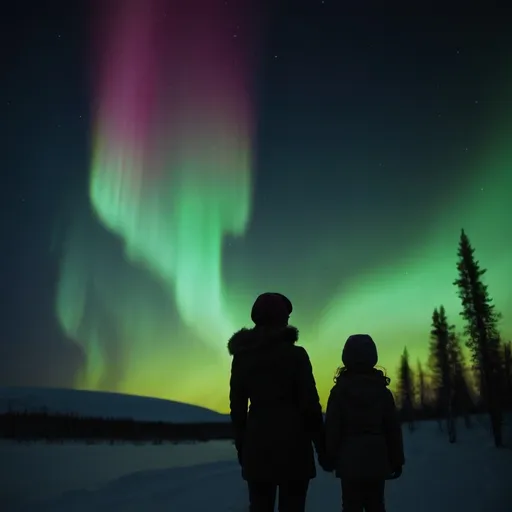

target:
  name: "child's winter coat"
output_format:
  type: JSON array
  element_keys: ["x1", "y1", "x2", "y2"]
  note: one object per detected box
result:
[{"x1": 324, "y1": 335, "x2": 405, "y2": 479}]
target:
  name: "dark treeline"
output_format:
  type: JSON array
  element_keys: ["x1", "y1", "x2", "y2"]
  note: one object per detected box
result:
[
  {"x1": 1, "y1": 407, "x2": 491, "y2": 445},
  {"x1": 0, "y1": 410, "x2": 234, "y2": 443},
  {"x1": 395, "y1": 229, "x2": 512, "y2": 446}
]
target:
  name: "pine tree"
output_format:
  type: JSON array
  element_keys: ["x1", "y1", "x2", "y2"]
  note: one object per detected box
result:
[
  {"x1": 429, "y1": 307, "x2": 451, "y2": 397},
  {"x1": 453, "y1": 229, "x2": 503, "y2": 447},
  {"x1": 417, "y1": 360, "x2": 427, "y2": 413},
  {"x1": 447, "y1": 327, "x2": 473, "y2": 428},
  {"x1": 429, "y1": 306, "x2": 456, "y2": 442},
  {"x1": 398, "y1": 347, "x2": 415, "y2": 431}
]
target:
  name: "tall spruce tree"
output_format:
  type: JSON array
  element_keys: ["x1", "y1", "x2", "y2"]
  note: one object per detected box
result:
[
  {"x1": 447, "y1": 323, "x2": 473, "y2": 428},
  {"x1": 417, "y1": 360, "x2": 427, "y2": 414},
  {"x1": 429, "y1": 307, "x2": 451, "y2": 403},
  {"x1": 398, "y1": 347, "x2": 415, "y2": 431},
  {"x1": 453, "y1": 229, "x2": 503, "y2": 447},
  {"x1": 429, "y1": 306, "x2": 456, "y2": 442}
]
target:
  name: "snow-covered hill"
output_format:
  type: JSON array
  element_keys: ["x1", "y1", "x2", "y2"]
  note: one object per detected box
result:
[{"x1": 0, "y1": 387, "x2": 229, "y2": 423}]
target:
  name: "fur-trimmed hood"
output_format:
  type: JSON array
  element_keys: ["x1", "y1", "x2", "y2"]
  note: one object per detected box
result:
[{"x1": 227, "y1": 325, "x2": 299, "y2": 355}]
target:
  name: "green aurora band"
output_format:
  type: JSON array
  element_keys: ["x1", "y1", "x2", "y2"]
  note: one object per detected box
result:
[
  {"x1": 314, "y1": 117, "x2": 511, "y2": 401},
  {"x1": 57, "y1": 0, "x2": 256, "y2": 409}
]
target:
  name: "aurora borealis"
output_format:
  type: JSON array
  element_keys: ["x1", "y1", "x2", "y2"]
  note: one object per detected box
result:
[
  {"x1": 57, "y1": 0, "x2": 256, "y2": 391},
  {"x1": 3, "y1": 4, "x2": 511, "y2": 412}
]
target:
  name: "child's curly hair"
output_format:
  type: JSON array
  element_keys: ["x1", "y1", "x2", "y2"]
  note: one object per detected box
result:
[{"x1": 333, "y1": 365, "x2": 391, "y2": 386}]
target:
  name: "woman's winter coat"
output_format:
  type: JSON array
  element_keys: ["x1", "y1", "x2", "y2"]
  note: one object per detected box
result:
[{"x1": 228, "y1": 325, "x2": 325, "y2": 482}]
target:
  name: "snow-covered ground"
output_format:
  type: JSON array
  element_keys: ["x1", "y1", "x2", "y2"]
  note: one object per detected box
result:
[
  {"x1": 0, "y1": 439, "x2": 237, "y2": 508},
  {"x1": 4, "y1": 418, "x2": 512, "y2": 512}
]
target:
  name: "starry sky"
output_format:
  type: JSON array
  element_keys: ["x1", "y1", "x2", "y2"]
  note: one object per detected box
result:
[{"x1": 2, "y1": 1, "x2": 511, "y2": 413}]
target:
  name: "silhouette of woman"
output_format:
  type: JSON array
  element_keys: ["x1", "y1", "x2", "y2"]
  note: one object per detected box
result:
[{"x1": 228, "y1": 292, "x2": 328, "y2": 511}]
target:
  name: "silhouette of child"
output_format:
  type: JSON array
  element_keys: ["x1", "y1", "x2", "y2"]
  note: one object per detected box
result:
[{"x1": 324, "y1": 334, "x2": 405, "y2": 512}]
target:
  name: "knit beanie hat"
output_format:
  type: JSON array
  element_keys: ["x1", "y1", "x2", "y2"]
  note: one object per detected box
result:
[{"x1": 251, "y1": 292, "x2": 292, "y2": 327}]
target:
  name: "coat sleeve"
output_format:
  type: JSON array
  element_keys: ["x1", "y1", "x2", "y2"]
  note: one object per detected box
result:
[
  {"x1": 324, "y1": 385, "x2": 342, "y2": 463},
  {"x1": 295, "y1": 347, "x2": 325, "y2": 456},
  {"x1": 229, "y1": 354, "x2": 248, "y2": 453},
  {"x1": 383, "y1": 389, "x2": 405, "y2": 469}
]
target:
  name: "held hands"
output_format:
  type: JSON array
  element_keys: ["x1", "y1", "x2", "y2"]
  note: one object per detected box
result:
[
  {"x1": 317, "y1": 452, "x2": 335, "y2": 473},
  {"x1": 314, "y1": 437, "x2": 334, "y2": 473}
]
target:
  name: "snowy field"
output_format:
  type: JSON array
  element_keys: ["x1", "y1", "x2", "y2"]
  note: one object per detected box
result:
[
  {"x1": 0, "y1": 439, "x2": 236, "y2": 508},
  {"x1": 3, "y1": 418, "x2": 512, "y2": 512}
]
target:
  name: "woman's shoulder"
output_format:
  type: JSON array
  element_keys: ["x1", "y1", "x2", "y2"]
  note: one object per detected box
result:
[{"x1": 228, "y1": 325, "x2": 300, "y2": 356}]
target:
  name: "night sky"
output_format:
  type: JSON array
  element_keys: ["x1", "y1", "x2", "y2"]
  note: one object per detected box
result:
[{"x1": 2, "y1": 2, "x2": 511, "y2": 412}]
